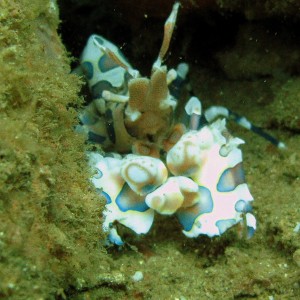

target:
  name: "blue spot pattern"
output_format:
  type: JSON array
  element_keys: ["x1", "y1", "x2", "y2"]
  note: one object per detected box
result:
[
  {"x1": 217, "y1": 162, "x2": 245, "y2": 192},
  {"x1": 116, "y1": 183, "x2": 149, "y2": 212},
  {"x1": 94, "y1": 36, "x2": 104, "y2": 45},
  {"x1": 216, "y1": 219, "x2": 236, "y2": 235},
  {"x1": 98, "y1": 55, "x2": 119, "y2": 73},
  {"x1": 141, "y1": 184, "x2": 156, "y2": 195},
  {"x1": 247, "y1": 226, "x2": 256, "y2": 239},
  {"x1": 91, "y1": 80, "x2": 113, "y2": 99},
  {"x1": 88, "y1": 131, "x2": 106, "y2": 144},
  {"x1": 101, "y1": 190, "x2": 112, "y2": 204},
  {"x1": 235, "y1": 199, "x2": 253, "y2": 213},
  {"x1": 108, "y1": 231, "x2": 124, "y2": 246},
  {"x1": 176, "y1": 186, "x2": 214, "y2": 231},
  {"x1": 94, "y1": 168, "x2": 103, "y2": 179},
  {"x1": 80, "y1": 112, "x2": 98, "y2": 125},
  {"x1": 81, "y1": 61, "x2": 94, "y2": 80}
]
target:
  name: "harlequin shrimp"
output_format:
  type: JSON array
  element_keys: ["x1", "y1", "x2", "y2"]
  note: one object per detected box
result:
[{"x1": 76, "y1": 2, "x2": 284, "y2": 245}]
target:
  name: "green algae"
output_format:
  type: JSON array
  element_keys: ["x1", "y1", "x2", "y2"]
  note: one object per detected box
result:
[
  {"x1": 0, "y1": 0, "x2": 299, "y2": 299},
  {"x1": 0, "y1": 1, "x2": 112, "y2": 298}
]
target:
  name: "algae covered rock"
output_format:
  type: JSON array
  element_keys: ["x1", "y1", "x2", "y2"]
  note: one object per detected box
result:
[{"x1": 0, "y1": 0, "x2": 112, "y2": 298}]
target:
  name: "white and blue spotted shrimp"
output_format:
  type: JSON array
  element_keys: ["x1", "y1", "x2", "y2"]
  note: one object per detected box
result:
[
  {"x1": 76, "y1": 2, "x2": 283, "y2": 245},
  {"x1": 76, "y1": 3, "x2": 184, "y2": 155}
]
